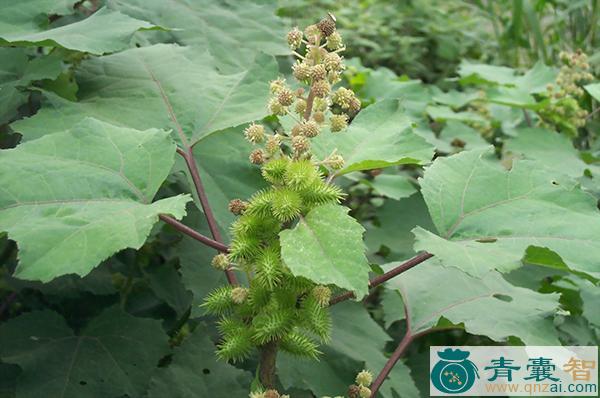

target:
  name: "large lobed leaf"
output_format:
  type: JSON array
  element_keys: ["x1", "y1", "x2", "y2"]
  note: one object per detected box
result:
[
  {"x1": 504, "y1": 127, "x2": 591, "y2": 179},
  {"x1": 0, "y1": 6, "x2": 160, "y2": 55},
  {"x1": 312, "y1": 99, "x2": 434, "y2": 175},
  {"x1": 386, "y1": 261, "x2": 561, "y2": 345},
  {"x1": 0, "y1": 307, "x2": 169, "y2": 398},
  {"x1": 12, "y1": 44, "x2": 278, "y2": 146},
  {"x1": 108, "y1": 0, "x2": 289, "y2": 71},
  {"x1": 0, "y1": 117, "x2": 190, "y2": 282},
  {"x1": 414, "y1": 146, "x2": 600, "y2": 278},
  {"x1": 279, "y1": 204, "x2": 370, "y2": 299}
]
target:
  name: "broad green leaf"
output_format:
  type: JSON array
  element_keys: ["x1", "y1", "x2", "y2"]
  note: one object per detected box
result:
[
  {"x1": 515, "y1": 61, "x2": 556, "y2": 94},
  {"x1": 0, "y1": 48, "x2": 62, "y2": 124},
  {"x1": 108, "y1": 0, "x2": 288, "y2": 71},
  {"x1": 365, "y1": 193, "x2": 435, "y2": 263},
  {"x1": 147, "y1": 323, "x2": 252, "y2": 397},
  {"x1": 12, "y1": 44, "x2": 277, "y2": 145},
  {"x1": 431, "y1": 88, "x2": 480, "y2": 109},
  {"x1": 458, "y1": 61, "x2": 516, "y2": 85},
  {"x1": 279, "y1": 302, "x2": 419, "y2": 398},
  {"x1": 147, "y1": 264, "x2": 193, "y2": 316},
  {"x1": 279, "y1": 204, "x2": 370, "y2": 298},
  {"x1": 504, "y1": 127, "x2": 590, "y2": 178},
  {"x1": 312, "y1": 100, "x2": 434, "y2": 175},
  {"x1": 437, "y1": 121, "x2": 489, "y2": 153},
  {"x1": 485, "y1": 86, "x2": 537, "y2": 108},
  {"x1": 387, "y1": 261, "x2": 561, "y2": 345},
  {"x1": 426, "y1": 105, "x2": 486, "y2": 123},
  {"x1": 415, "y1": 147, "x2": 600, "y2": 278},
  {"x1": 0, "y1": 7, "x2": 159, "y2": 55},
  {"x1": 0, "y1": 0, "x2": 75, "y2": 35},
  {"x1": 584, "y1": 83, "x2": 600, "y2": 101},
  {"x1": 368, "y1": 174, "x2": 417, "y2": 200},
  {"x1": 0, "y1": 118, "x2": 190, "y2": 282},
  {"x1": 0, "y1": 307, "x2": 169, "y2": 398}
]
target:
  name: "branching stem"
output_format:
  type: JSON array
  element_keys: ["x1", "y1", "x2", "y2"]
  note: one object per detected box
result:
[
  {"x1": 174, "y1": 146, "x2": 238, "y2": 285},
  {"x1": 159, "y1": 214, "x2": 228, "y2": 252},
  {"x1": 329, "y1": 252, "x2": 433, "y2": 305}
]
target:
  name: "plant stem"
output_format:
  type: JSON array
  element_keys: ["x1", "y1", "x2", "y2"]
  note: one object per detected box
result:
[
  {"x1": 369, "y1": 332, "x2": 414, "y2": 397},
  {"x1": 258, "y1": 340, "x2": 278, "y2": 389},
  {"x1": 329, "y1": 252, "x2": 433, "y2": 305},
  {"x1": 176, "y1": 147, "x2": 238, "y2": 285},
  {"x1": 304, "y1": 89, "x2": 315, "y2": 121},
  {"x1": 523, "y1": 109, "x2": 533, "y2": 127},
  {"x1": 159, "y1": 214, "x2": 228, "y2": 252}
]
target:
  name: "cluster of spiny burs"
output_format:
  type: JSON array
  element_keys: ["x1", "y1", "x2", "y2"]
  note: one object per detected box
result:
[
  {"x1": 540, "y1": 50, "x2": 594, "y2": 136},
  {"x1": 202, "y1": 15, "x2": 361, "y2": 365}
]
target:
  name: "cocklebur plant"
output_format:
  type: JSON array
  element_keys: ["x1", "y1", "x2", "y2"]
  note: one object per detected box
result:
[
  {"x1": 538, "y1": 50, "x2": 594, "y2": 136},
  {"x1": 201, "y1": 15, "x2": 361, "y2": 390}
]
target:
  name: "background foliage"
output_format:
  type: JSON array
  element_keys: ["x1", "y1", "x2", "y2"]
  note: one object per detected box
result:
[{"x1": 1, "y1": 1, "x2": 599, "y2": 397}]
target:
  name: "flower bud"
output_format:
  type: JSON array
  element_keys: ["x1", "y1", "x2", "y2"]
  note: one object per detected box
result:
[
  {"x1": 359, "y1": 386, "x2": 371, "y2": 398},
  {"x1": 356, "y1": 370, "x2": 373, "y2": 386},
  {"x1": 311, "y1": 64, "x2": 327, "y2": 81},
  {"x1": 300, "y1": 120, "x2": 320, "y2": 137},
  {"x1": 269, "y1": 78, "x2": 286, "y2": 94},
  {"x1": 328, "y1": 154, "x2": 344, "y2": 169},
  {"x1": 304, "y1": 24, "x2": 321, "y2": 44},
  {"x1": 326, "y1": 31, "x2": 343, "y2": 50},
  {"x1": 211, "y1": 253, "x2": 229, "y2": 270},
  {"x1": 327, "y1": 70, "x2": 341, "y2": 84},
  {"x1": 291, "y1": 124, "x2": 303, "y2": 137},
  {"x1": 244, "y1": 123, "x2": 265, "y2": 143},
  {"x1": 228, "y1": 199, "x2": 248, "y2": 215},
  {"x1": 231, "y1": 287, "x2": 249, "y2": 304},
  {"x1": 312, "y1": 79, "x2": 331, "y2": 98},
  {"x1": 249, "y1": 149, "x2": 265, "y2": 164},
  {"x1": 292, "y1": 61, "x2": 312, "y2": 82},
  {"x1": 268, "y1": 98, "x2": 287, "y2": 116},
  {"x1": 312, "y1": 285, "x2": 332, "y2": 307},
  {"x1": 295, "y1": 99, "x2": 307, "y2": 115},
  {"x1": 287, "y1": 27, "x2": 303, "y2": 50},
  {"x1": 292, "y1": 135, "x2": 310, "y2": 154},
  {"x1": 330, "y1": 114, "x2": 348, "y2": 132},
  {"x1": 324, "y1": 52, "x2": 343, "y2": 71},
  {"x1": 349, "y1": 97, "x2": 362, "y2": 113},
  {"x1": 313, "y1": 97, "x2": 330, "y2": 113},
  {"x1": 265, "y1": 135, "x2": 282, "y2": 154},
  {"x1": 313, "y1": 111, "x2": 325, "y2": 124},
  {"x1": 348, "y1": 384, "x2": 361, "y2": 398},
  {"x1": 277, "y1": 88, "x2": 295, "y2": 106},
  {"x1": 332, "y1": 87, "x2": 355, "y2": 109},
  {"x1": 264, "y1": 390, "x2": 280, "y2": 398}
]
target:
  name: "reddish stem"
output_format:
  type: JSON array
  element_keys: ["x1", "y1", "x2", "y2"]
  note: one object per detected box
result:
[
  {"x1": 159, "y1": 215, "x2": 228, "y2": 252},
  {"x1": 369, "y1": 332, "x2": 414, "y2": 397},
  {"x1": 176, "y1": 147, "x2": 237, "y2": 285},
  {"x1": 329, "y1": 252, "x2": 433, "y2": 305},
  {"x1": 304, "y1": 89, "x2": 315, "y2": 121}
]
